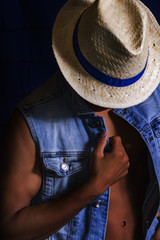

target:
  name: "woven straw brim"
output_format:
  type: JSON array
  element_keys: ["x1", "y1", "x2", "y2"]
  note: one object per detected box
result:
[{"x1": 52, "y1": 0, "x2": 160, "y2": 108}]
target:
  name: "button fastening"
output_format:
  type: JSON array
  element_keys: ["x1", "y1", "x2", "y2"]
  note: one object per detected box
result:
[
  {"x1": 89, "y1": 117, "x2": 100, "y2": 128},
  {"x1": 94, "y1": 200, "x2": 103, "y2": 208},
  {"x1": 61, "y1": 162, "x2": 69, "y2": 171}
]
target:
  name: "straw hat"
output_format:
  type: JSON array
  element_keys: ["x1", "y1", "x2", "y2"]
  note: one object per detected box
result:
[{"x1": 52, "y1": 0, "x2": 160, "y2": 108}]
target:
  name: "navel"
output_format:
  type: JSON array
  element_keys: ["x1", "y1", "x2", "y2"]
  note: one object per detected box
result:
[{"x1": 122, "y1": 220, "x2": 127, "y2": 227}]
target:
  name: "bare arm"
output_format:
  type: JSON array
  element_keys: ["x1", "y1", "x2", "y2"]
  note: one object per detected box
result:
[{"x1": 0, "y1": 110, "x2": 129, "y2": 240}]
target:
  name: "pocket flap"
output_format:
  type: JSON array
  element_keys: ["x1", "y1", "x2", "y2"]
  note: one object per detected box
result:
[{"x1": 42, "y1": 152, "x2": 89, "y2": 176}]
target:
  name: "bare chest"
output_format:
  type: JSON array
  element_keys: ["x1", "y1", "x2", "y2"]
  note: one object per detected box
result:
[{"x1": 103, "y1": 111, "x2": 148, "y2": 240}]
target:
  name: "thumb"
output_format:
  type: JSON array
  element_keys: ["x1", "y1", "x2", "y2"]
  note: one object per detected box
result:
[{"x1": 93, "y1": 132, "x2": 108, "y2": 158}]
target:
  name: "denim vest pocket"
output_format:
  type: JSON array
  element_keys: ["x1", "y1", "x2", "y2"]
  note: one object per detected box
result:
[{"x1": 41, "y1": 152, "x2": 90, "y2": 200}]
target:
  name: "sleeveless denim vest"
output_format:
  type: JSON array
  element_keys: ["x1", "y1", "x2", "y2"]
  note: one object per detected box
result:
[{"x1": 18, "y1": 72, "x2": 160, "y2": 240}]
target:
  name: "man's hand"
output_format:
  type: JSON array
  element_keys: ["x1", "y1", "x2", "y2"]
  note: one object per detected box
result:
[{"x1": 88, "y1": 132, "x2": 130, "y2": 197}]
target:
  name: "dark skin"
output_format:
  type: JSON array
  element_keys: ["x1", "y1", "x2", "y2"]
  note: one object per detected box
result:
[
  {"x1": 94, "y1": 106, "x2": 160, "y2": 240},
  {"x1": 0, "y1": 105, "x2": 159, "y2": 239},
  {"x1": 96, "y1": 108, "x2": 148, "y2": 240},
  {"x1": 0, "y1": 109, "x2": 129, "y2": 239}
]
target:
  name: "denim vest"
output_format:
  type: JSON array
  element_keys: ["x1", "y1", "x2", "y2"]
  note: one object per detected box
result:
[{"x1": 18, "y1": 72, "x2": 160, "y2": 240}]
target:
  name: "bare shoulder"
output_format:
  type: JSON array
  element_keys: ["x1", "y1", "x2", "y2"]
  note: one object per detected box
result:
[
  {"x1": 0, "y1": 109, "x2": 42, "y2": 218},
  {"x1": 5, "y1": 108, "x2": 34, "y2": 145},
  {"x1": 2, "y1": 109, "x2": 40, "y2": 175}
]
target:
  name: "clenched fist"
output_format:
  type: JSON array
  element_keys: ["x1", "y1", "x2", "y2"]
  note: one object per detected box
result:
[{"x1": 88, "y1": 132, "x2": 130, "y2": 197}]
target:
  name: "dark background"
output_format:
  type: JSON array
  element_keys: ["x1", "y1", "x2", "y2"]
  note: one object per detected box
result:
[{"x1": 0, "y1": 0, "x2": 159, "y2": 145}]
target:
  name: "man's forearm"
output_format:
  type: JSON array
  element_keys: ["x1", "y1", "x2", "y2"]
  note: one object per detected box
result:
[
  {"x1": 1, "y1": 133, "x2": 129, "y2": 240},
  {"x1": 0, "y1": 181, "x2": 97, "y2": 240}
]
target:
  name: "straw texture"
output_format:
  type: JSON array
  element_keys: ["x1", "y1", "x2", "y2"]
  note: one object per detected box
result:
[{"x1": 52, "y1": 0, "x2": 160, "y2": 108}]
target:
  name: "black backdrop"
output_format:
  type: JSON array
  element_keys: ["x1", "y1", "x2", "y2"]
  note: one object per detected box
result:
[{"x1": 0, "y1": 0, "x2": 159, "y2": 145}]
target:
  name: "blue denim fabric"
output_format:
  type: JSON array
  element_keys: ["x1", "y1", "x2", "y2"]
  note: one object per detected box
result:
[{"x1": 18, "y1": 72, "x2": 160, "y2": 239}]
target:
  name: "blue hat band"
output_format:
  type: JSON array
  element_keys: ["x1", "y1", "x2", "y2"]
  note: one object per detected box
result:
[{"x1": 73, "y1": 13, "x2": 148, "y2": 88}]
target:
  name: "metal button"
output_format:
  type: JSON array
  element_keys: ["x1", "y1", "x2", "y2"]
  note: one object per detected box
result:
[
  {"x1": 61, "y1": 163, "x2": 69, "y2": 171},
  {"x1": 89, "y1": 117, "x2": 100, "y2": 128},
  {"x1": 94, "y1": 200, "x2": 103, "y2": 208}
]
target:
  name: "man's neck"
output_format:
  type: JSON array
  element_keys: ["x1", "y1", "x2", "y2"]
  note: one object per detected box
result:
[{"x1": 86, "y1": 101, "x2": 112, "y2": 114}]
